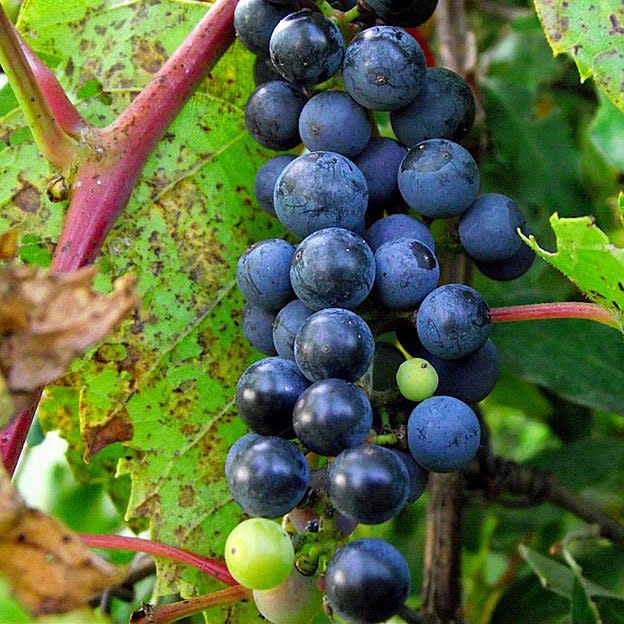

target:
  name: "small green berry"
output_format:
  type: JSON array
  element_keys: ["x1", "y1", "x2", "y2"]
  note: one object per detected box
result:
[{"x1": 396, "y1": 357, "x2": 439, "y2": 401}]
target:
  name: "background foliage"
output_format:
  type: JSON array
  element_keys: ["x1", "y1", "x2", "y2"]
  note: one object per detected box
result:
[{"x1": 0, "y1": 0, "x2": 623, "y2": 622}]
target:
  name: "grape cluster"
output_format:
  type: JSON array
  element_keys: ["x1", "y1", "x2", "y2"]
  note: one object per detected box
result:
[{"x1": 224, "y1": 0, "x2": 536, "y2": 621}]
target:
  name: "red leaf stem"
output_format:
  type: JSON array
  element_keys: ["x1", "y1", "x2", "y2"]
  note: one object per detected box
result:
[
  {"x1": 490, "y1": 302, "x2": 620, "y2": 330},
  {"x1": 0, "y1": 393, "x2": 40, "y2": 476},
  {"x1": 17, "y1": 34, "x2": 87, "y2": 136},
  {"x1": 130, "y1": 585, "x2": 250, "y2": 624},
  {"x1": 79, "y1": 533, "x2": 236, "y2": 586}
]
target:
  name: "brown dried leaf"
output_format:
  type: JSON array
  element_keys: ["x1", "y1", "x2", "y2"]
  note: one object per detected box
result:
[
  {"x1": 0, "y1": 265, "x2": 137, "y2": 426},
  {"x1": 0, "y1": 467, "x2": 126, "y2": 615}
]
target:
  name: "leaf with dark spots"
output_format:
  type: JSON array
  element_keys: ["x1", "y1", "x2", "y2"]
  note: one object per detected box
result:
[{"x1": 534, "y1": 0, "x2": 624, "y2": 111}]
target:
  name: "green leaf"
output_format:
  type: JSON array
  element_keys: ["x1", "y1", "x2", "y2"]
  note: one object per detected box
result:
[
  {"x1": 481, "y1": 78, "x2": 588, "y2": 225},
  {"x1": 520, "y1": 545, "x2": 576, "y2": 598},
  {"x1": 493, "y1": 319, "x2": 624, "y2": 413},
  {"x1": 589, "y1": 94, "x2": 624, "y2": 172},
  {"x1": 533, "y1": 0, "x2": 624, "y2": 111},
  {"x1": 522, "y1": 214, "x2": 624, "y2": 330},
  {"x1": 572, "y1": 575, "x2": 601, "y2": 624}
]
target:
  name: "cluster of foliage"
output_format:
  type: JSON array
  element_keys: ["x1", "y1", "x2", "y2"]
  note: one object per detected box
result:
[{"x1": 0, "y1": 0, "x2": 622, "y2": 622}]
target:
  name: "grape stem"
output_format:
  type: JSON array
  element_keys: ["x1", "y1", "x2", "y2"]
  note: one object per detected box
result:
[
  {"x1": 490, "y1": 302, "x2": 620, "y2": 330},
  {"x1": 0, "y1": 6, "x2": 77, "y2": 169},
  {"x1": 342, "y1": 5, "x2": 363, "y2": 22},
  {"x1": 0, "y1": 0, "x2": 238, "y2": 474},
  {"x1": 79, "y1": 533, "x2": 237, "y2": 586},
  {"x1": 129, "y1": 585, "x2": 251, "y2": 624}
]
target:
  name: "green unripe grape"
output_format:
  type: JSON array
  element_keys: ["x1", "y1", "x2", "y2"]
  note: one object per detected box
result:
[
  {"x1": 396, "y1": 358, "x2": 439, "y2": 402},
  {"x1": 253, "y1": 569, "x2": 323, "y2": 623},
  {"x1": 225, "y1": 518, "x2": 294, "y2": 590}
]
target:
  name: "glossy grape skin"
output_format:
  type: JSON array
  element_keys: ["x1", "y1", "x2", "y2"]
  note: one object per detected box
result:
[
  {"x1": 295, "y1": 308, "x2": 374, "y2": 382},
  {"x1": 391, "y1": 68, "x2": 476, "y2": 146},
  {"x1": 234, "y1": 0, "x2": 295, "y2": 55},
  {"x1": 407, "y1": 396, "x2": 481, "y2": 472},
  {"x1": 389, "y1": 449, "x2": 428, "y2": 504},
  {"x1": 398, "y1": 139, "x2": 480, "y2": 218},
  {"x1": 290, "y1": 228, "x2": 375, "y2": 311},
  {"x1": 293, "y1": 379, "x2": 373, "y2": 456},
  {"x1": 373, "y1": 238, "x2": 439, "y2": 310},
  {"x1": 236, "y1": 357, "x2": 309, "y2": 436},
  {"x1": 355, "y1": 138, "x2": 407, "y2": 209},
  {"x1": 416, "y1": 284, "x2": 491, "y2": 359},
  {"x1": 298, "y1": 91, "x2": 372, "y2": 159},
  {"x1": 225, "y1": 518, "x2": 294, "y2": 590},
  {"x1": 255, "y1": 155, "x2": 296, "y2": 217},
  {"x1": 236, "y1": 238, "x2": 294, "y2": 311},
  {"x1": 475, "y1": 241, "x2": 536, "y2": 281},
  {"x1": 342, "y1": 26, "x2": 426, "y2": 111},
  {"x1": 253, "y1": 569, "x2": 323, "y2": 624},
  {"x1": 274, "y1": 151, "x2": 368, "y2": 238},
  {"x1": 425, "y1": 339, "x2": 500, "y2": 404},
  {"x1": 242, "y1": 304, "x2": 278, "y2": 355},
  {"x1": 396, "y1": 357, "x2": 438, "y2": 402},
  {"x1": 325, "y1": 539, "x2": 410, "y2": 623},
  {"x1": 272, "y1": 300, "x2": 315, "y2": 360},
  {"x1": 459, "y1": 193, "x2": 524, "y2": 262},
  {"x1": 366, "y1": 213, "x2": 434, "y2": 255},
  {"x1": 226, "y1": 435, "x2": 310, "y2": 517},
  {"x1": 245, "y1": 81, "x2": 307, "y2": 150},
  {"x1": 328, "y1": 444, "x2": 409, "y2": 524},
  {"x1": 270, "y1": 11, "x2": 343, "y2": 86},
  {"x1": 225, "y1": 433, "x2": 260, "y2": 483}
]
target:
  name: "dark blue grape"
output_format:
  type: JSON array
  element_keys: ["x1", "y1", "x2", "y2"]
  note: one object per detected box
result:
[
  {"x1": 391, "y1": 67, "x2": 476, "y2": 146},
  {"x1": 290, "y1": 228, "x2": 375, "y2": 310},
  {"x1": 298, "y1": 91, "x2": 372, "y2": 159},
  {"x1": 245, "y1": 81, "x2": 307, "y2": 150},
  {"x1": 236, "y1": 357, "x2": 309, "y2": 436},
  {"x1": 366, "y1": 213, "x2": 434, "y2": 252},
  {"x1": 226, "y1": 435, "x2": 310, "y2": 517},
  {"x1": 354, "y1": 138, "x2": 407, "y2": 208},
  {"x1": 407, "y1": 396, "x2": 480, "y2": 472},
  {"x1": 270, "y1": 10, "x2": 344, "y2": 85},
  {"x1": 365, "y1": 0, "x2": 437, "y2": 26},
  {"x1": 254, "y1": 155, "x2": 296, "y2": 217},
  {"x1": 426, "y1": 339, "x2": 500, "y2": 404},
  {"x1": 328, "y1": 444, "x2": 409, "y2": 524},
  {"x1": 475, "y1": 240, "x2": 536, "y2": 281},
  {"x1": 342, "y1": 26, "x2": 426, "y2": 111},
  {"x1": 374, "y1": 238, "x2": 439, "y2": 310},
  {"x1": 293, "y1": 379, "x2": 372, "y2": 456},
  {"x1": 242, "y1": 304, "x2": 278, "y2": 355},
  {"x1": 234, "y1": 0, "x2": 295, "y2": 55},
  {"x1": 458, "y1": 193, "x2": 524, "y2": 261},
  {"x1": 389, "y1": 449, "x2": 428, "y2": 504},
  {"x1": 236, "y1": 239, "x2": 294, "y2": 311},
  {"x1": 398, "y1": 139, "x2": 480, "y2": 218},
  {"x1": 294, "y1": 308, "x2": 374, "y2": 382},
  {"x1": 274, "y1": 151, "x2": 368, "y2": 238},
  {"x1": 325, "y1": 539, "x2": 410, "y2": 623},
  {"x1": 416, "y1": 284, "x2": 491, "y2": 359},
  {"x1": 225, "y1": 433, "x2": 260, "y2": 482},
  {"x1": 272, "y1": 300, "x2": 314, "y2": 360}
]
